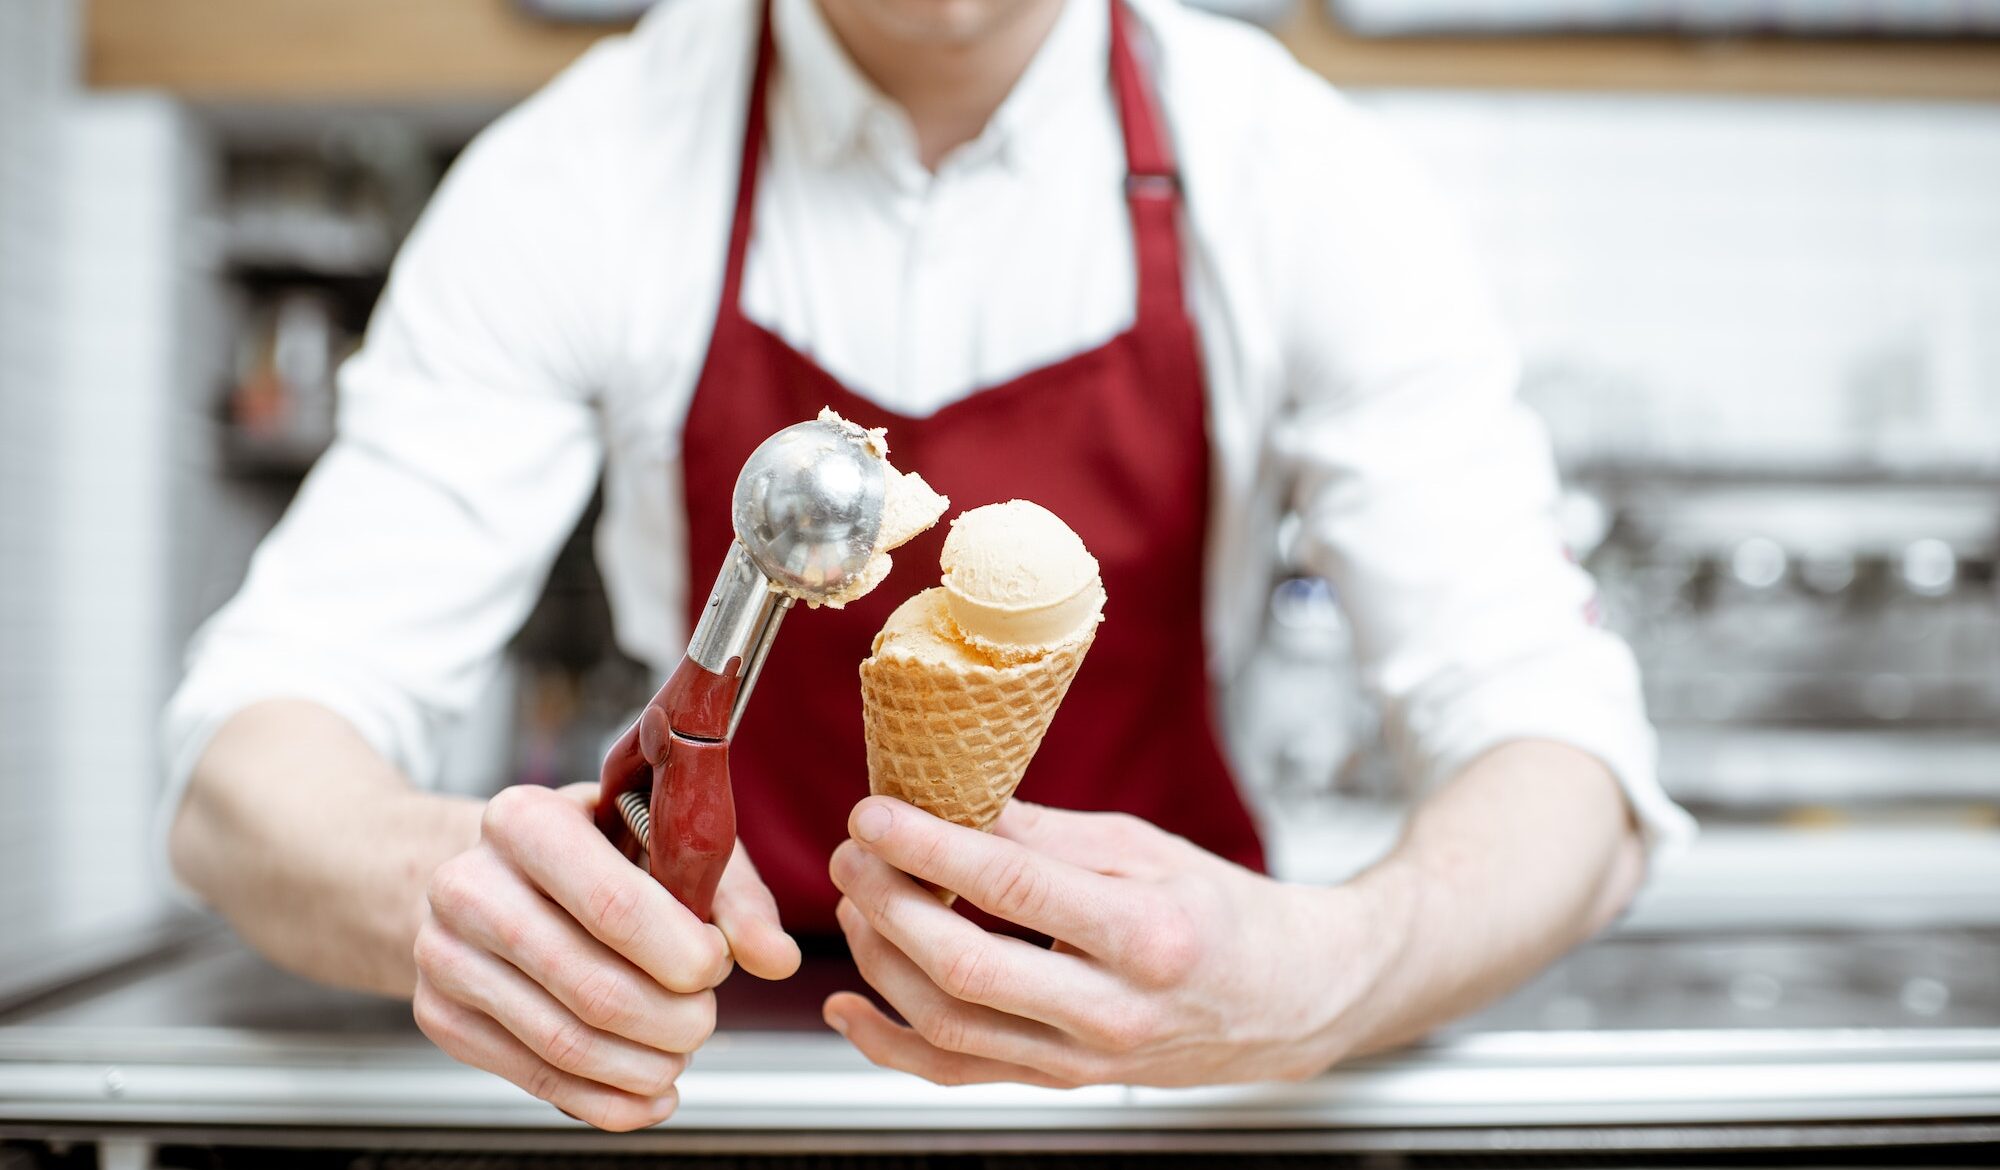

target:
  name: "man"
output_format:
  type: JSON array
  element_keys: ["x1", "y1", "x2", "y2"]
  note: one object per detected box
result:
[{"x1": 164, "y1": 0, "x2": 1694, "y2": 1133}]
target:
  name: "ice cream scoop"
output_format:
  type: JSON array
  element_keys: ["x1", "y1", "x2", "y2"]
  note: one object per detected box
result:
[
  {"x1": 940, "y1": 500, "x2": 1105, "y2": 661},
  {"x1": 597, "y1": 408, "x2": 944, "y2": 922}
]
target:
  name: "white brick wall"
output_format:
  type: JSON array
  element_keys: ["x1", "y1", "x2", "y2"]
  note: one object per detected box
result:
[
  {"x1": 1360, "y1": 91, "x2": 2000, "y2": 470},
  {"x1": 0, "y1": 0, "x2": 191, "y2": 981}
]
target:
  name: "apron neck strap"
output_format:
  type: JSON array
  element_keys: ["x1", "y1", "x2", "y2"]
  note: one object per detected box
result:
[
  {"x1": 1107, "y1": 0, "x2": 1177, "y2": 189},
  {"x1": 718, "y1": 3, "x2": 780, "y2": 319}
]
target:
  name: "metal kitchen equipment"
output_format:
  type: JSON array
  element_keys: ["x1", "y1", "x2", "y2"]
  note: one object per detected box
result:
[
  {"x1": 592, "y1": 415, "x2": 891, "y2": 921},
  {"x1": 4, "y1": 926, "x2": 1998, "y2": 1162}
]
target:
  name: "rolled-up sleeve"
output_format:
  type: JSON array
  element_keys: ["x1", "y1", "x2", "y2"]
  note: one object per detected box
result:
[
  {"x1": 161, "y1": 71, "x2": 616, "y2": 855},
  {"x1": 1268, "y1": 91, "x2": 1695, "y2": 862}
]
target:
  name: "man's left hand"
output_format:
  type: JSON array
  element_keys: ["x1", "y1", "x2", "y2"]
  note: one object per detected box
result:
[{"x1": 823, "y1": 796, "x2": 1405, "y2": 1088}]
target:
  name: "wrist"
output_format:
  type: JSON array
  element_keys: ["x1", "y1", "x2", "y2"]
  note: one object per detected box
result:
[
  {"x1": 1285, "y1": 858, "x2": 1424, "y2": 1072},
  {"x1": 360, "y1": 788, "x2": 483, "y2": 997}
]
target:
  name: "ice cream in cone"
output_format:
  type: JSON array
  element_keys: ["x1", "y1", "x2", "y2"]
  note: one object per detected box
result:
[{"x1": 859, "y1": 501, "x2": 1106, "y2": 833}]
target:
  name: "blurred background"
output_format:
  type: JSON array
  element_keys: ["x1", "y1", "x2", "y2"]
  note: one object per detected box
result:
[{"x1": 1, "y1": 0, "x2": 1998, "y2": 1153}]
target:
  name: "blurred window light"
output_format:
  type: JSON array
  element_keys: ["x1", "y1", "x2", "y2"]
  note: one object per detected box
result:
[
  {"x1": 1898, "y1": 537, "x2": 1959, "y2": 597},
  {"x1": 1730, "y1": 536, "x2": 1789, "y2": 590}
]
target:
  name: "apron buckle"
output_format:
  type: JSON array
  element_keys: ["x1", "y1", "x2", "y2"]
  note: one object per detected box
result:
[{"x1": 1125, "y1": 172, "x2": 1180, "y2": 201}]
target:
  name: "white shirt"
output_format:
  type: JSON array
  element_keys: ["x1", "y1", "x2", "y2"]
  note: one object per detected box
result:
[{"x1": 162, "y1": 0, "x2": 1694, "y2": 869}]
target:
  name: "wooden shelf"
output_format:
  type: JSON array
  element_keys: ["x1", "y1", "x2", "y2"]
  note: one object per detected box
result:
[
  {"x1": 87, "y1": 0, "x2": 618, "y2": 100},
  {"x1": 1277, "y1": 3, "x2": 2000, "y2": 102},
  {"x1": 88, "y1": 0, "x2": 2000, "y2": 102}
]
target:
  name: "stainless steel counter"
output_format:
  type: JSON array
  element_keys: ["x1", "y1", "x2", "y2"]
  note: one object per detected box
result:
[{"x1": 3, "y1": 928, "x2": 1998, "y2": 1156}]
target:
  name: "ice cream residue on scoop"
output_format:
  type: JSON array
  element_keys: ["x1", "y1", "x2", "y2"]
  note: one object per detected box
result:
[
  {"x1": 791, "y1": 408, "x2": 948, "y2": 609},
  {"x1": 937, "y1": 500, "x2": 1105, "y2": 663},
  {"x1": 815, "y1": 406, "x2": 889, "y2": 460}
]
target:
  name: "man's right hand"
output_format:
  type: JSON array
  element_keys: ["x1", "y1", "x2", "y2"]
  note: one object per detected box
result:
[{"x1": 414, "y1": 782, "x2": 800, "y2": 1130}]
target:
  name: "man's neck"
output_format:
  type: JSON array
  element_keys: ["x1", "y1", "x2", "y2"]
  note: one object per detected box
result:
[{"x1": 814, "y1": 0, "x2": 1070, "y2": 171}]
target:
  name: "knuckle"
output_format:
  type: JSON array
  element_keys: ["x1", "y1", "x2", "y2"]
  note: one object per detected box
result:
[
  {"x1": 567, "y1": 964, "x2": 629, "y2": 1033},
  {"x1": 1086, "y1": 1001, "x2": 1157, "y2": 1055},
  {"x1": 646, "y1": 1053, "x2": 689, "y2": 1095},
  {"x1": 909, "y1": 829, "x2": 953, "y2": 881},
  {"x1": 540, "y1": 1017, "x2": 598, "y2": 1076},
  {"x1": 668, "y1": 933, "x2": 728, "y2": 993},
  {"x1": 673, "y1": 990, "x2": 719, "y2": 1050},
  {"x1": 495, "y1": 917, "x2": 533, "y2": 964},
  {"x1": 1106, "y1": 811, "x2": 1152, "y2": 838},
  {"x1": 915, "y1": 1004, "x2": 970, "y2": 1054},
  {"x1": 1094, "y1": 811, "x2": 1152, "y2": 851},
  {"x1": 411, "y1": 988, "x2": 452, "y2": 1045},
  {"x1": 480, "y1": 785, "x2": 534, "y2": 841},
  {"x1": 584, "y1": 874, "x2": 648, "y2": 952},
  {"x1": 410, "y1": 923, "x2": 447, "y2": 977},
  {"x1": 858, "y1": 879, "x2": 895, "y2": 925},
  {"x1": 522, "y1": 1061, "x2": 565, "y2": 1105},
  {"x1": 412, "y1": 927, "x2": 472, "y2": 996},
  {"x1": 983, "y1": 855, "x2": 1050, "y2": 923},
  {"x1": 937, "y1": 943, "x2": 998, "y2": 1005},
  {"x1": 426, "y1": 861, "x2": 477, "y2": 923},
  {"x1": 647, "y1": 1091, "x2": 682, "y2": 1125},
  {"x1": 1132, "y1": 902, "x2": 1202, "y2": 986}
]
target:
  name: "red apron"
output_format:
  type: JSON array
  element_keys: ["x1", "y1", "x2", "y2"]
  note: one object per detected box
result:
[{"x1": 678, "y1": 0, "x2": 1265, "y2": 933}]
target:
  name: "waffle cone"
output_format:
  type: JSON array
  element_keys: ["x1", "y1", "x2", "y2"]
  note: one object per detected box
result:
[{"x1": 860, "y1": 595, "x2": 1097, "y2": 833}]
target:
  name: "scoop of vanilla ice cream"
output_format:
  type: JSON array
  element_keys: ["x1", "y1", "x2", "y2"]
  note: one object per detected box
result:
[
  {"x1": 940, "y1": 501, "x2": 1104, "y2": 661},
  {"x1": 870, "y1": 588, "x2": 991, "y2": 669}
]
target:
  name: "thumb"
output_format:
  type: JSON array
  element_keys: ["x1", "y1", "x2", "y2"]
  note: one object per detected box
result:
[{"x1": 711, "y1": 843, "x2": 801, "y2": 981}]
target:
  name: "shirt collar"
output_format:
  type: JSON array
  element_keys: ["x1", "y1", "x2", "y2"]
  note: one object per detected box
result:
[
  {"x1": 773, "y1": 0, "x2": 878, "y2": 166},
  {"x1": 774, "y1": 0, "x2": 1109, "y2": 174},
  {"x1": 981, "y1": 0, "x2": 1105, "y2": 171}
]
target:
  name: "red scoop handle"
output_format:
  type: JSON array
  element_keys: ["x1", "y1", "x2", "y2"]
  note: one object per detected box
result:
[{"x1": 594, "y1": 657, "x2": 741, "y2": 923}]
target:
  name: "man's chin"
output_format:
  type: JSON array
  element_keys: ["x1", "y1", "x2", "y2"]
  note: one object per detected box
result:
[{"x1": 838, "y1": 0, "x2": 1036, "y2": 47}]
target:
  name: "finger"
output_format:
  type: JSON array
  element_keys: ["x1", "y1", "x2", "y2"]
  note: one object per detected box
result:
[
  {"x1": 429, "y1": 861, "x2": 717, "y2": 1053},
  {"x1": 830, "y1": 840, "x2": 1128, "y2": 1036},
  {"x1": 847, "y1": 797, "x2": 1134, "y2": 956},
  {"x1": 414, "y1": 976, "x2": 678, "y2": 1132},
  {"x1": 991, "y1": 801, "x2": 1173, "y2": 878},
  {"x1": 823, "y1": 992, "x2": 1075, "y2": 1089},
  {"x1": 479, "y1": 785, "x2": 732, "y2": 993},
  {"x1": 837, "y1": 898, "x2": 1089, "y2": 1076},
  {"x1": 711, "y1": 843, "x2": 801, "y2": 981},
  {"x1": 553, "y1": 781, "x2": 602, "y2": 810},
  {"x1": 417, "y1": 923, "x2": 692, "y2": 1095}
]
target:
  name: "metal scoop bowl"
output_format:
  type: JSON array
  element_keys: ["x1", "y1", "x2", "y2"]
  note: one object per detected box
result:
[
  {"x1": 596, "y1": 415, "x2": 889, "y2": 921},
  {"x1": 732, "y1": 416, "x2": 888, "y2": 604}
]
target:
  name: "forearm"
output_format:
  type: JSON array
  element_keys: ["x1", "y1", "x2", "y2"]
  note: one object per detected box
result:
[
  {"x1": 1333, "y1": 739, "x2": 1646, "y2": 1057},
  {"x1": 169, "y1": 699, "x2": 482, "y2": 998}
]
